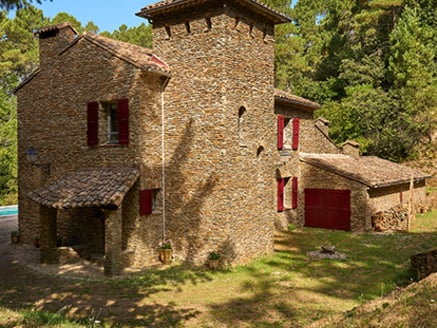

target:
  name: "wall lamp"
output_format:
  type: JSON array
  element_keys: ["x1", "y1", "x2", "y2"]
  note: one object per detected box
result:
[{"x1": 26, "y1": 146, "x2": 50, "y2": 175}]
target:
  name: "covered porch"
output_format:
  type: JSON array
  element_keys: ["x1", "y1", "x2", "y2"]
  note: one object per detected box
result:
[{"x1": 28, "y1": 167, "x2": 139, "y2": 276}]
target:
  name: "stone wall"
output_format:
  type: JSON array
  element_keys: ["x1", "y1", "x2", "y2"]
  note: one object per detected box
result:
[
  {"x1": 152, "y1": 5, "x2": 278, "y2": 265},
  {"x1": 16, "y1": 28, "x2": 166, "y2": 268},
  {"x1": 411, "y1": 249, "x2": 437, "y2": 280},
  {"x1": 299, "y1": 163, "x2": 370, "y2": 231},
  {"x1": 368, "y1": 181, "x2": 427, "y2": 214},
  {"x1": 273, "y1": 106, "x2": 340, "y2": 230}
]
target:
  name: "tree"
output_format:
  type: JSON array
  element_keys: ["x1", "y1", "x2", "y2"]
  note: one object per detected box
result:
[
  {"x1": 0, "y1": 5, "x2": 47, "y2": 204},
  {"x1": 0, "y1": 0, "x2": 50, "y2": 11},
  {"x1": 388, "y1": 6, "x2": 437, "y2": 159},
  {"x1": 103, "y1": 23, "x2": 152, "y2": 48}
]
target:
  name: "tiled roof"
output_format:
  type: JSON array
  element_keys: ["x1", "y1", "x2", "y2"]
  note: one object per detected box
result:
[
  {"x1": 300, "y1": 153, "x2": 432, "y2": 188},
  {"x1": 28, "y1": 167, "x2": 140, "y2": 209},
  {"x1": 62, "y1": 32, "x2": 170, "y2": 76},
  {"x1": 274, "y1": 89, "x2": 321, "y2": 111},
  {"x1": 137, "y1": 0, "x2": 290, "y2": 24},
  {"x1": 34, "y1": 22, "x2": 78, "y2": 36}
]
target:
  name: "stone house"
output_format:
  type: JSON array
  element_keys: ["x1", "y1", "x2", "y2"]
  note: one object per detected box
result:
[
  {"x1": 15, "y1": 0, "x2": 431, "y2": 275},
  {"x1": 272, "y1": 93, "x2": 430, "y2": 232}
]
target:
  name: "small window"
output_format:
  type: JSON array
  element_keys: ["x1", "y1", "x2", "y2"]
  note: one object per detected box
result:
[
  {"x1": 185, "y1": 22, "x2": 191, "y2": 34},
  {"x1": 278, "y1": 177, "x2": 296, "y2": 211},
  {"x1": 256, "y1": 145, "x2": 264, "y2": 158},
  {"x1": 238, "y1": 106, "x2": 247, "y2": 146},
  {"x1": 101, "y1": 99, "x2": 129, "y2": 145},
  {"x1": 165, "y1": 26, "x2": 171, "y2": 39},
  {"x1": 283, "y1": 118, "x2": 292, "y2": 149},
  {"x1": 106, "y1": 102, "x2": 119, "y2": 143},
  {"x1": 140, "y1": 189, "x2": 161, "y2": 215},
  {"x1": 278, "y1": 115, "x2": 299, "y2": 151},
  {"x1": 205, "y1": 17, "x2": 212, "y2": 30}
]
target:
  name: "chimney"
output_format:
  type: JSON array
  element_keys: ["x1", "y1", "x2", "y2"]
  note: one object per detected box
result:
[
  {"x1": 34, "y1": 23, "x2": 77, "y2": 70},
  {"x1": 342, "y1": 140, "x2": 360, "y2": 159}
]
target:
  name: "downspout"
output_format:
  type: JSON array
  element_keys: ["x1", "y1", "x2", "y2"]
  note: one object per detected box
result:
[{"x1": 161, "y1": 75, "x2": 171, "y2": 242}]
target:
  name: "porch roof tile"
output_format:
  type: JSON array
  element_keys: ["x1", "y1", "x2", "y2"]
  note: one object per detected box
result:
[
  {"x1": 274, "y1": 89, "x2": 321, "y2": 111},
  {"x1": 28, "y1": 167, "x2": 140, "y2": 209},
  {"x1": 137, "y1": 0, "x2": 291, "y2": 24},
  {"x1": 300, "y1": 153, "x2": 432, "y2": 188}
]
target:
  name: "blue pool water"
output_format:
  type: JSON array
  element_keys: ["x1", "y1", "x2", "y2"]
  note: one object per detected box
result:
[{"x1": 0, "y1": 205, "x2": 18, "y2": 216}]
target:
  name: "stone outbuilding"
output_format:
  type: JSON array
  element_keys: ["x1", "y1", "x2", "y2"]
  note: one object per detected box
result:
[
  {"x1": 15, "y1": 0, "x2": 431, "y2": 275},
  {"x1": 299, "y1": 152, "x2": 431, "y2": 231}
]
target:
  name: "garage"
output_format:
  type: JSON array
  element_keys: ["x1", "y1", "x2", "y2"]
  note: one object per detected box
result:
[{"x1": 304, "y1": 189, "x2": 351, "y2": 231}]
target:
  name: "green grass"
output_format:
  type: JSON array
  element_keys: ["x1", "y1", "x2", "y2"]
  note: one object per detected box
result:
[{"x1": 1, "y1": 210, "x2": 436, "y2": 327}]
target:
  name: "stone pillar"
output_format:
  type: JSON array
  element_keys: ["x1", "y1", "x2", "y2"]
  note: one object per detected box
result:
[
  {"x1": 104, "y1": 208, "x2": 123, "y2": 276},
  {"x1": 39, "y1": 205, "x2": 58, "y2": 264}
]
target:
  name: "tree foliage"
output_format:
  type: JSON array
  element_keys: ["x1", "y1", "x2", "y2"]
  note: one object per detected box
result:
[
  {"x1": 276, "y1": 0, "x2": 436, "y2": 162},
  {"x1": 0, "y1": 0, "x2": 49, "y2": 11}
]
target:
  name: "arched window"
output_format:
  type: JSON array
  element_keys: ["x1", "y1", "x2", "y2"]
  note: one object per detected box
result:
[
  {"x1": 238, "y1": 106, "x2": 247, "y2": 145},
  {"x1": 256, "y1": 145, "x2": 264, "y2": 158}
]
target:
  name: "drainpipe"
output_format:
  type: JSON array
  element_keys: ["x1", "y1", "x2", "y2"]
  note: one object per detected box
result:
[{"x1": 161, "y1": 75, "x2": 171, "y2": 243}]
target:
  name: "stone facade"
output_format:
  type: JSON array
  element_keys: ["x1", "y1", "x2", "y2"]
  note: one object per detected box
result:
[
  {"x1": 16, "y1": 26, "x2": 168, "y2": 272},
  {"x1": 16, "y1": 0, "x2": 293, "y2": 273},
  {"x1": 273, "y1": 105, "x2": 340, "y2": 230},
  {"x1": 299, "y1": 163, "x2": 370, "y2": 231},
  {"x1": 16, "y1": 0, "x2": 431, "y2": 274},
  {"x1": 151, "y1": 4, "x2": 279, "y2": 265}
]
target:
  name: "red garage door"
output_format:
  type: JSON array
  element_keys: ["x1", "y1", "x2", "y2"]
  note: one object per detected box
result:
[{"x1": 304, "y1": 189, "x2": 351, "y2": 231}]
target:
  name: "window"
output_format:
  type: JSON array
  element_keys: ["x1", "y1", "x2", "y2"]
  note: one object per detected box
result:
[
  {"x1": 139, "y1": 189, "x2": 160, "y2": 215},
  {"x1": 277, "y1": 115, "x2": 300, "y2": 151},
  {"x1": 277, "y1": 176, "x2": 298, "y2": 212},
  {"x1": 106, "y1": 102, "x2": 119, "y2": 143},
  {"x1": 256, "y1": 145, "x2": 264, "y2": 158},
  {"x1": 87, "y1": 98, "x2": 129, "y2": 146},
  {"x1": 238, "y1": 106, "x2": 247, "y2": 145}
]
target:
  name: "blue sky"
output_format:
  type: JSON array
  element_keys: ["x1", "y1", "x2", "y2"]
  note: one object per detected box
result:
[
  {"x1": 26, "y1": 0, "x2": 296, "y2": 33},
  {"x1": 33, "y1": 0, "x2": 156, "y2": 33}
]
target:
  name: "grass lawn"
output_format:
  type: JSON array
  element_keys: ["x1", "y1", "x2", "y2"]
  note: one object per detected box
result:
[{"x1": 1, "y1": 210, "x2": 436, "y2": 327}]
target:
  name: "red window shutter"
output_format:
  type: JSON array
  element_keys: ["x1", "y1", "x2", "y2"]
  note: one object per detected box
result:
[
  {"x1": 292, "y1": 118, "x2": 300, "y2": 150},
  {"x1": 292, "y1": 177, "x2": 298, "y2": 209},
  {"x1": 400, "y1": 191, "x2": 403, "y2": 204},
  {"x1": 87, "y1": 101, "x2": 99, "y2": 146},
  {"x1": 118, "y1": 98, "x2": 129, "y2": 145},
  {"x1": 139, "y1": 189, "x2": 153, "y2": 215},
  {"x1": 277, "y1": 178, "x2": 284, "y2": 212},
  {"x1": 277, "y1": 115, "x2": 284, "y2": 150}
]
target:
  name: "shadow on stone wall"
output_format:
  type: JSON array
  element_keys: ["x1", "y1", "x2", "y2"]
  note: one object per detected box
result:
[{"x1": 143, "y1": 117, "x2": 219, "y2": 264}]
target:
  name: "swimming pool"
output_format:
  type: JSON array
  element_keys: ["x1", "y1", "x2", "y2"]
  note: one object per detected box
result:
[{"x1": 0, "y1": 205, "x2": 18, "y2": 216}]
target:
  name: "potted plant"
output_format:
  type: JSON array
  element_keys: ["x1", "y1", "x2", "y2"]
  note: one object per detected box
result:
[
  {"x1": 208, "y1": 251, "x2": 220, "y2": 269},
  {"x1": 10, "y1": 230, "x2": 19, "y2": 244},
  {"x1": 158, "y1": 240, "x2": 172, "y2": 265}
]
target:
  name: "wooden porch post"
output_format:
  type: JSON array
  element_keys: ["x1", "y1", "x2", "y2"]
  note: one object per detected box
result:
[{"x1": 104, "y1": 208, "x2": 123, "y2": 276}]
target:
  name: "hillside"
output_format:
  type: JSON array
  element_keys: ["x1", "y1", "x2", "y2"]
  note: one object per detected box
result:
[{"x1": 308, "y1": 272, "x2": 437, "y2": 328}]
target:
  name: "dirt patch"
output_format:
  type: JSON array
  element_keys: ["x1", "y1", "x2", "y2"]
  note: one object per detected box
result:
[{"x1": 9, "y1": 244, "x2": 105, "y2": 280}]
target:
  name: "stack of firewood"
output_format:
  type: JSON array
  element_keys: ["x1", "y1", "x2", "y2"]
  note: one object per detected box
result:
[{"x1": 371, "y1": 205, "x2": 408, "y2": 232}]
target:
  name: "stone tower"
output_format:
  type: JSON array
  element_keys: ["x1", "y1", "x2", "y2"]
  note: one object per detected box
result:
[{"x1": 137, "y1": 0, "x2": 289, "y2": 264}]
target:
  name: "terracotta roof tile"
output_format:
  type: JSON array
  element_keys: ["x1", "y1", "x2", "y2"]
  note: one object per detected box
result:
[
  {"x1": 274, "y1": 89, "x2": 321, "y2": 111},
  {"x1": 300, "y1": 153, "x2": 431, "y2": 188},
  {"x1": 34, "y1": 22, "x2": 78, "y2": 36},
  {"x1": 28, "y1": 167, "x2": 140, "y2": 209},
  {"x1": 62, "y1": 32, "x2": 170, "y2": 76},
  {"x1": 137, "y1": 0, "x2": 290, "y2": 24}
]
